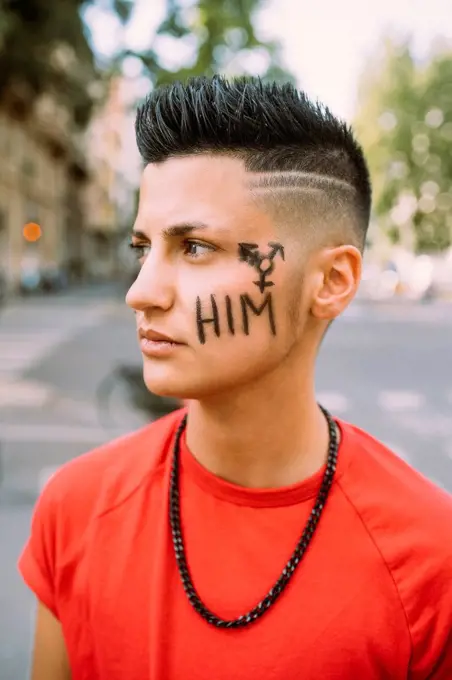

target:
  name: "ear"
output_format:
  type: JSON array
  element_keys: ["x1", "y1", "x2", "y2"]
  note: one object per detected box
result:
[{"x1": 309, "y1": 245, "x2": 362, "y2": 321}]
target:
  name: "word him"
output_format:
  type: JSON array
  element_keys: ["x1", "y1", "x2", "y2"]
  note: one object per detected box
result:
[{"x1": 196, "y1": 293, "x2": 276, "y2": 344}]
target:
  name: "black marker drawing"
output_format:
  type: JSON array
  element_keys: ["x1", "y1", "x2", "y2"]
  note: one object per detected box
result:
[
  {"x1": 195, "y1": 292, "x2": 276, "y2": 344},
  {"x1": 196, "y1": 294, "x2": 220, "y2": 345},
  {"x1": 240, "y1": 293, "x2": 276, "y2": 336},
  {"x1": 238, "y1": 242, "x2": 285, "y2": 293},
  {"x1": 225, "y1": 295, "x2": 235, "y2": 336}
]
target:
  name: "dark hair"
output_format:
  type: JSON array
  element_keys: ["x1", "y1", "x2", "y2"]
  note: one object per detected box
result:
[{"x1": 135, "y1": 75, "x2": 372, "y2": 248}]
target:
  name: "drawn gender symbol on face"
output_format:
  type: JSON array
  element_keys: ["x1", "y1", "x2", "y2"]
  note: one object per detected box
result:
[
  {"x1": 194, "y1": 241, "x2": 286, "y2": 345},
  {"x1": 238, "y1": 242, "x2": 285, "y2": 293}
]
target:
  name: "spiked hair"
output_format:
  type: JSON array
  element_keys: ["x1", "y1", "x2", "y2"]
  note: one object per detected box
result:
[{"x1": 135, "y1": 75, "x2": 372, "y2": 250}]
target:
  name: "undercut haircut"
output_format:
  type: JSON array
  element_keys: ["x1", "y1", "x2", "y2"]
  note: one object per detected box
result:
[{"x1": 135, "y1": 75, "x2": 372, "y2": 251}]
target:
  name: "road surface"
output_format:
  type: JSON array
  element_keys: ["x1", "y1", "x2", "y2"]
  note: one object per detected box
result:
[{"x1": 0, "y1": 289, "x2": 451, "y2": 678}]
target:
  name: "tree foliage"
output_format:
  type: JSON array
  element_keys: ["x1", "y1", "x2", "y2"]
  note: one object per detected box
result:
[
  {"x1": 354, "y1": 37, "x2": 452, "y2": 253},
  {"x1": 0, "y1": 0, "x2": 292, "y2": 130},
  {"x1": 118, "y1": 0, "x2": 293, "y2": 87},
  {"x1": 0, "y1": 0, "x2": 103, "y2": 127}
]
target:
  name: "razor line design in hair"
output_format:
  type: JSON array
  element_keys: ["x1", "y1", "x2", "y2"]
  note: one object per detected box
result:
[
  {"x1": 246, "y1": 171, "x2": 367, "y2": 249},
  {"x1": 247, "y1": 171, "x2": 358, "y2": 195},
  {"x1": 238, "y1": 242, "x2": 285, "y2": 293},
  {"x1": 196, "y1": 293, "x2": 276, "y2": 344}
]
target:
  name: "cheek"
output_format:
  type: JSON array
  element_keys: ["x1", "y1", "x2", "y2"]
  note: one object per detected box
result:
[
  {"x1": 180, "y1": 255, "x2": 297, "y2": 352},
  {"x1": 183, "y1": 288, "x2": 292, "y2": 395},
  {"x1": 191, "y1": 285, "x2": 285, "y2": 350}
]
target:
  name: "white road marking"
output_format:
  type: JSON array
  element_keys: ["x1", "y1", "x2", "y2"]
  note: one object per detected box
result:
[
  {"x1": 378, "y1": 390, "x2": 425, "y2": 412},
  {"x1": 394, "y1": 414, "x2": 452, "y2": 437},
  {"x1": 0, "y1": 380, "x2": 54, "y2": 408},
  {"x1": 316, "y1": 392, "x2": 350, "y2": 413},
  {"x1": 0, "y1": 423, "x2": 128, "y2": 443}
]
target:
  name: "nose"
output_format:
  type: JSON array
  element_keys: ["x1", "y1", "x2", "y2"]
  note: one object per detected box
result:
[{"x1": 125, "y1": 253, "x2": 175, "y2": 313}]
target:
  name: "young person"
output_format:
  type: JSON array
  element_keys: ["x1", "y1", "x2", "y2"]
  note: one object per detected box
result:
[{"x1": 19, "y1": 76, "x2": 452, "y2": 680}]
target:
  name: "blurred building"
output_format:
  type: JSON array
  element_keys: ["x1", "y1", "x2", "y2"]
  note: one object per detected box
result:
[
  {"x1": 83, "y1": 76, "x2": 140, "y2": 282},
  {"x1": 0, "y1": 88, "x2": 89, "y2": 293},
  {"x1": 0, "y1": 75, "x2": 139, "y2": 296}
]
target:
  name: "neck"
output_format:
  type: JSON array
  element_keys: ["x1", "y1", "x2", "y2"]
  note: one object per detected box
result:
[{"x1": 185, "y1": 356, "x2": 332, "y2": 489}]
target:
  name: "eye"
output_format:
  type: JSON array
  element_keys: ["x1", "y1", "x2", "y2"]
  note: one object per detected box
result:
[
  {"x1": 183, "y1": 240, "x2": 215, "y2": 259},
  {"x1": 129, "y1": 242, "x2": 150, "y2": 260}
]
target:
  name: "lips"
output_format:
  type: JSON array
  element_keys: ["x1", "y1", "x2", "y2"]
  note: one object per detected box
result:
[{"x1": 139, "y1": 328, "x2": 180, "y2": 343}]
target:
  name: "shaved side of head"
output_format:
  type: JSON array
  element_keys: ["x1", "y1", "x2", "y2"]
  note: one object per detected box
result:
[{"x1": 246, "y1": 171, "x2": 366, "y2": 255}]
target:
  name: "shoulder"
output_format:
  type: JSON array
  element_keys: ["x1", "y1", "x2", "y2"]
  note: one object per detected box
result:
[
  {"x1": 337, "y1": 419, "x2": 452, "y2": 675},
  {"x1": 337, "y1": 419, "x2": 452, "y2": 544},
  {"x1": 19, "y1": 408, "x2": 185, "y2": 616},
  {"x1": 40, "y1": 408, "x2": 185, "y2": 520}
]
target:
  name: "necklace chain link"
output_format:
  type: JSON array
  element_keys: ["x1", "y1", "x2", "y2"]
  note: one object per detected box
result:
[{"x1": 169, "y1": 404, "x2": 339, "y2": 629}]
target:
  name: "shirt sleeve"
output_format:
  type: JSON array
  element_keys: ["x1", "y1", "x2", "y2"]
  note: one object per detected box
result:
[
  {"x1": 408, "y1": 494, "x2": 452, "y2": 679},
  {"x1": 17, "y1": 473, "x2": 61, "y2": 619}
]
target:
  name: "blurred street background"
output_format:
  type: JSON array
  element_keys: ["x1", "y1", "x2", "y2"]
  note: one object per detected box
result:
[{"x1": 0, "y1": 0, "x2": 451, "y2": 677}]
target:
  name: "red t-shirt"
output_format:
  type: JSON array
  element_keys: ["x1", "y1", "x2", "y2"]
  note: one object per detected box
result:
[{"x1": 19, "y1": 409, "x2": 452, "y2": 679}]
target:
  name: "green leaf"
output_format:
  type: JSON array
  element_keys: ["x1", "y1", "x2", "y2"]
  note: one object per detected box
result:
[{"x1": 355, "y1": 36, "x2": 452, "y2": 252}]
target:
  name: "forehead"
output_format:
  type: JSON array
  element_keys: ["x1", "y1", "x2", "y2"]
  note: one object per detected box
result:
[{"x1": 137, "y1": 155, "x2": 271, "y2": 233}]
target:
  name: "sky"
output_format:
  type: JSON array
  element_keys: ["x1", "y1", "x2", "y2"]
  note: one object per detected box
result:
[{"x1": 85, "y1": 0, "x2": 452, "y2": 121}]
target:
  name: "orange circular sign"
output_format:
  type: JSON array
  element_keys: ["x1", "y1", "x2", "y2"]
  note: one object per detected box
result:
[{"x1": 23, "y1": 222, "x2": 42, "y2": 242}]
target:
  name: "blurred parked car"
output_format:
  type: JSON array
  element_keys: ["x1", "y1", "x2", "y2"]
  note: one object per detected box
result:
[
  {"x1": 19, "y1": 259, "x2": 68, "y2": 295},
  {"x1": 41, "y1": 264, "x2": 68, "y2": 292},
  {"x1": 19, "y1": 256, "x2": 41, "y2": 294}
]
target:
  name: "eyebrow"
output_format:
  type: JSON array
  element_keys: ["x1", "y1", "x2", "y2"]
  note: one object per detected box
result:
[{"x1": 131, "y1": 221, "x2": 210, "y2": 241}]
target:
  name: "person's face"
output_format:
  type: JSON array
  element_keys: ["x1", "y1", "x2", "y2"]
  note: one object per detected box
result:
[{"x1": 126, "y1": 154, "x2": 311, "y2": 400}]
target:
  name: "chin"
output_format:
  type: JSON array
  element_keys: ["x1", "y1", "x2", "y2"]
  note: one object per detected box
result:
[
  {"x1": 141, "y1": 357, "x2": 226, "y2": 400},
  {"x1": 142, "y1": 362, "x2": 200, "y2": 400},
  {"x1": 142, "y1": 353, "x2": 280, "y2": 402}
]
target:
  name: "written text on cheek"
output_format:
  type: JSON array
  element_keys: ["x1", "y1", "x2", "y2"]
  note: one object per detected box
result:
[{"x1": 195, "y1": 293, "x2": 276, "y2": 345}]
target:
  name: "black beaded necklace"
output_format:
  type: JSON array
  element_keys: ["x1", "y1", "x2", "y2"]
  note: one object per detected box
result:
[{"x1": 169, "y1": 404, "x2": 339, "y2": 629}]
